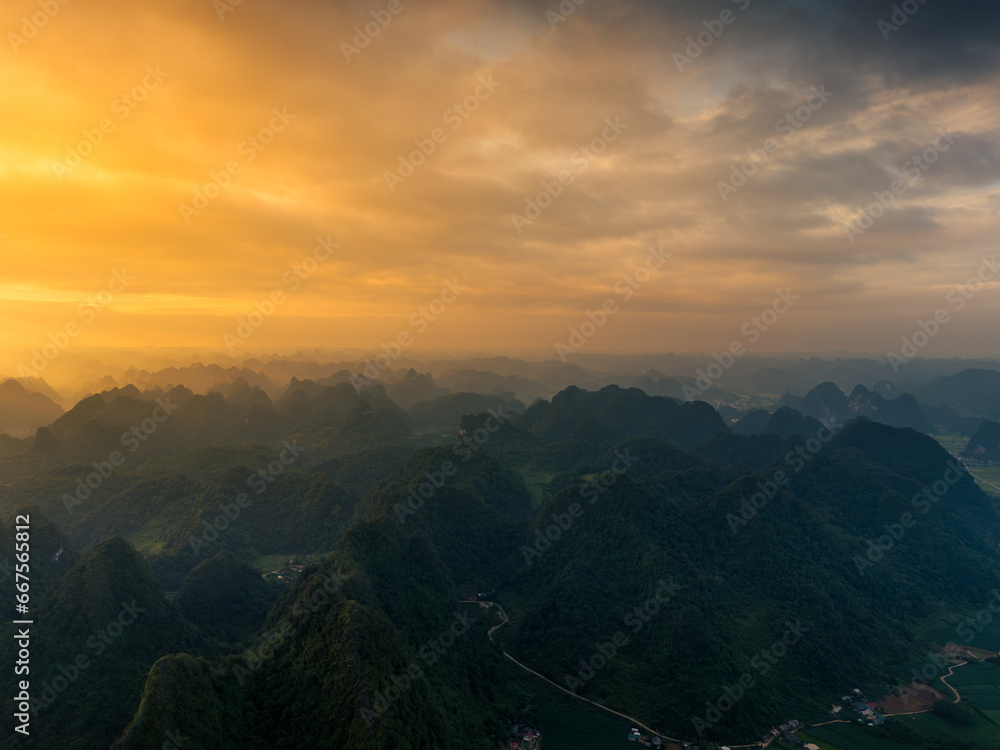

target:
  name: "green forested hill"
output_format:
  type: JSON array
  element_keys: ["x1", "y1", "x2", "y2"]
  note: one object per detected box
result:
[
  {"x1": 1, "y1": 537, "x2": 208, "y2": 749},
  {"x1": 2, "y1": 386, "x2": 1000, "y2": 748},
  {"x1": 498, "y1": 420, "x2": 1000, "y2": 740}
]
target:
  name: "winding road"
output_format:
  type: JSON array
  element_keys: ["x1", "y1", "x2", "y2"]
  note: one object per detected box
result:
[
  {"x1": 480, "y1": 600, "x2": 764, "y2": 749},
  {"x1": 482, "y1": 600, "x2": 680, "y2": 743},
  {"x1": 478, "y1": 599, "x2": 981, "y2": 748},
  {"x1": 939, "y1": 662, "x2": 966, "y2": 703}
]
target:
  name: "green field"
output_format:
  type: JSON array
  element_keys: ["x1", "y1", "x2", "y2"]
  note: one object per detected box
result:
[
  {"x1": 788, "y1": 728, "x2": 843, "y2": 750},
  {"x1": 947, "y1": 662, "x2": 1000, "y2": 710},
  {"x1": 536, "y1": 703, "x2": 649, "y2": 750},
  {"x1": 796, "y1": 721, "x2": 915, "y2": 750},
  {"x1": 795, "y1": 701, "x2": 1000, "y2": 750},
  {"x1": 920, "y1": 608, "x2": 1000, "y2": 655},
  {"x1": 252, "y1": 552, "x2": 326, "y2": 574},
  {"x1": 969, "y1": 467, "x2": 1000, "y2": 496},
  {"x1": 508, "y1": 607, "x2": 1000, "y2": 750},
  {"x1": 128, "y1": 526, "x2": 169, "y2": 554},
  {"x1": 521, "y1": 470, "x2": 556, "y2": 507},
  {"x1": 930, "y1": 434, "x2": 1000, "y2": 495},
  {"x1": 903, "y1": 707, "x2": 1000, "y2": 748},
  {"x1": 931, "y1": 433, "x2": 969, "y2": 454}
]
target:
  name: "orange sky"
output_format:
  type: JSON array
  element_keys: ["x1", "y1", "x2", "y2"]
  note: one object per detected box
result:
[{"x1": 1, "y1": 0, "x2": 998, "y2": 375}]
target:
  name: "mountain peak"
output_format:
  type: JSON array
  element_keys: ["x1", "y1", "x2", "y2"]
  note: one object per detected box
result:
[{"x1": 0, "y1": 377, "x2": 28, "y2": 394}]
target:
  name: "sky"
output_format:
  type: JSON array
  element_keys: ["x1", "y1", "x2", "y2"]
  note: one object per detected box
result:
[{"x1": 1, "y1": 0, "x2": 998, "y2": 374}]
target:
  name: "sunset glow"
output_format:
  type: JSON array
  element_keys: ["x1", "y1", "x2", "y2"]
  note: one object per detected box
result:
[{"x1": 1, "y1": 0, "x2": 998, "y2": 375}]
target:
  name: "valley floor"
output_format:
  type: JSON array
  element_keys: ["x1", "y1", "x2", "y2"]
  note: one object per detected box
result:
[{"x1": 485, "y1": 595, "x2": 1000, "y2": 750}]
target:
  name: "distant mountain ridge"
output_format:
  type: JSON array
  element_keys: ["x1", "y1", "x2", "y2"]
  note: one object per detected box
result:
[
  {"x1": 777, "y1": 381, "x2": 933, "y2": 432},
  {"x1": 909, "y1": 368, "x2": 1000, "y2": 420},
  {"x1": 0, "y1": 378, "x2": 64, "y2": 437}
]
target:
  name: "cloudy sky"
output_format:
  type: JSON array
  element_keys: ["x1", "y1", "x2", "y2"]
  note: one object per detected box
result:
[{"x1": 1, "y1": 0, "x2": 998, "y2": 370}]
